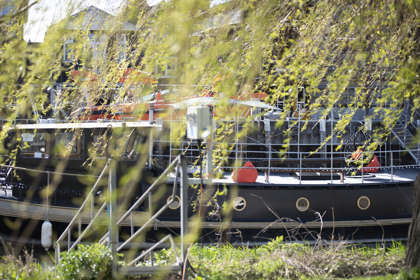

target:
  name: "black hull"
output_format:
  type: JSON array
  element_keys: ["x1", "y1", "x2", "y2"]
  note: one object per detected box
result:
[
  {"x1": 4, "y1": 180, "x2": 413, "y2": 224},
  {"x1": 156, "y1": 181, "x2": 413, "y2": 224},
  {"x1": 0, "y1": 179, "x2": 414, "y2": 244}
]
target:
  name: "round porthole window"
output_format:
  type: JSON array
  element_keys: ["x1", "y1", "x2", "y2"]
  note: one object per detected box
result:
[
  {"x1": 296, "y1": 197, "x2": 310, "y2": 212},
  {"x1": 357, "y1": 196, "x2": 371, "y2": 210},
  {"x1": 167, "y1": 195, "x2": 181, "y2": 210},
  {"x1": 232, "y1": 196, "x2": 247, "y2": 212}
]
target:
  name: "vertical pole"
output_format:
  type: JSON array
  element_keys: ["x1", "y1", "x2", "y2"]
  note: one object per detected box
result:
[
  {"x1": 417, "y1": 120, "x2": 420, "y2": 162},
  {"x1": 404, "y1": 102, "x2": 407, "y2": 142},
  {"x1": 169, "y1": 110, "x2": 173, "y2": 162},
  {"x1": 179, "y1": 156, "x2": 188, "y2": 265},
  {"x1": 130, "y1": 212, "x2": 134, "y2": 236},
  {"x1": 298, "y1": 104, "x2": 302, "y2": 184},
  {"x1": 235, "y1": 116, "x2": 239, "y2": 179},
  {"x1": 391, "y1": 145, "x2": 394, "y2": 182},
  {"x1": 90, "y1": 194, "x2": 94, "y2": 220},
  {"x1": 330, "y1": 108, "x2": 333, "y2": 184},
  {"x1": 148, "y1": 129, "x2": 153, "y2": 169},
  {"x1": 67, "y1": 229, "x2": 71, "y2": 252},
  {"x1": 320, "y1": 119, "x2": 326, "y2": 158},
  {"x1": 108, "y1": 159, "x2": 118, "y2": 276},
  {"x1": 264, "y1": 115, "x2": 271, "y2": 183},
  {"x1": 148, "y1": 192, "x2": 153, "y2": 215},
  {"x1": 206, "y1": 116, "x2": 214, "y2": 182},
  {"x1": 361, "y1": 153, "x2": 364, "y2": 184},
  {"x1": 55, "y1": 243, "x2": 60, "y2": 264},
  {"x1": 149, "y1": 103, "x2": 154, "y2": 122},
  {"x1": 379, "y1": 144, "x2": 382, "y2": 169}
]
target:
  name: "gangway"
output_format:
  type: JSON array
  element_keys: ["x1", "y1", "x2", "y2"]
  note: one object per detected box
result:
[{"x1": 55, "y1": 155, "x2": 189, "y2": 277}]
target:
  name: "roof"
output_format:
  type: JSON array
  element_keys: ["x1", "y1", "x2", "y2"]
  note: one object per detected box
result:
[
  {"x1": 24, "y1": 0, "x2": 131, "y2": 43},
  {"x1": 66, "y1": 5, "x2": 136, "y2": 31}
]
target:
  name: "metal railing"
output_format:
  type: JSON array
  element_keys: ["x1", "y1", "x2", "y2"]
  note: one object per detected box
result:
[
  {"x1": 55, "y1": 155, "x2": 189, "y2": 277},
  {"x1": 55, "y1": 159, "x2": 110, "y2": 262}
]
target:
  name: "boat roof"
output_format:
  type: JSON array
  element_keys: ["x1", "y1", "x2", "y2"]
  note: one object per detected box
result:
[
  {"x1": 13, "y1": 121, "x2": 160, "y2": 130},
  {"x1": 171, "y1": 96, "x2": 274, "y2": 109}
]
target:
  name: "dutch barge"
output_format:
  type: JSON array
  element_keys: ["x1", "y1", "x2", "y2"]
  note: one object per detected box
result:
[{"x1": 0, "y1": 95, "x2": 419, "y2": 242}]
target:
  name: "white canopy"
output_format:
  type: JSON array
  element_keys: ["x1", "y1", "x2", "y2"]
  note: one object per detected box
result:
[{"x1": 14, "y1": 121, "x2": 160, "y2": 130}]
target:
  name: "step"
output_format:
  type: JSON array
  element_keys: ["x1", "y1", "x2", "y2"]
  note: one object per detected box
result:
[{"x1": 118, "y1": 264, "x2": 182, "y2": 275}]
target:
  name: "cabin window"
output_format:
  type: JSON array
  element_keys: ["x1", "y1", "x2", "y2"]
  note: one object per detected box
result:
[
  {"x1": 21, "y1": 133, "x2": 47, "y2": 158},
  {"x1": 54, "y1": 132, "x2": 82, "y2": 157}
]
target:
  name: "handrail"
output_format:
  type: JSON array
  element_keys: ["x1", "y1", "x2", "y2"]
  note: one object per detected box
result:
[
  {"x1": 116, "y1": 156, "x2": 181, "y2": 251},
  {"x1": 116, "y1": 155, "x2": 180, "y2": 225},
  {"x1": 117, "y1": 198, "x2": 175, "y2": 251},
  {"x1": 56, "y1": 159, "x2": 110, "y2": 256},
  {"x1": 127, "y1": 234, "x2": 178, "y2": 266},
  {"x1": 69, "y1": 201, "x2": 107, "y2": 250}
]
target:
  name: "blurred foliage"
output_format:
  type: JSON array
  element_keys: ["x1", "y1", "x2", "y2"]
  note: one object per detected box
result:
[
  {"x1": 0, "y1": 0, "x2": 417, "y2": 158},
  {"x1": 0, "y1": 241, "x2": 407, "y2": 280},
  {"x1": 0, "y1": 1, "x2": 418, "y2": 277},
  {"x1": 0, "y1": 249, "x2": 53, "y2": 280},
  {"x1": 56, "y1": 243, "x2": 113, "y2": 280},
  {"x1": 112, "y1": 240, "x2": 406, "y2": 279}
]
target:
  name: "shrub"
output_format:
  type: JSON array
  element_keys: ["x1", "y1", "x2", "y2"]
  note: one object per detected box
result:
[
  {"x1": 56, "y1": 243, "x2": 113, "y2": 280},
  {"x1": 0, "y1": 250, "x2": 53, "y2": 280}
]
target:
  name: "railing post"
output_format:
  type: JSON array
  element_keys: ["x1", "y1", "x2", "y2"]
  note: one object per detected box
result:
[
  {"x1": 148, "y1": 129, "x2": 153, "y2": 169},
  {"x1": 417, "y1": 120, "x2": 420, "y2": 162},
  {"x1": 179, "y1": 156, "x2": 188, "y2": 265},
  {"x1": 108, "y1": 159, "x2": 118, "y2": 276},
  {"x1": 330, "y1": 108, "x2": 333, "y2": 184},
  {"x1": 298, "y1": 104, "x2": 301, "y2": 184},
  {"x1": 67, "y1": 229, "x2": 71, "y2": 251},
  {"x1": 55, "y1": 243, "x2": 60, "y2": 264},
  {"x1": 390, "y1": 147, "x2": 394, "y2": 182},
  {"x1": 90, "y1": 194, "x2": 94, "y2": 220}
]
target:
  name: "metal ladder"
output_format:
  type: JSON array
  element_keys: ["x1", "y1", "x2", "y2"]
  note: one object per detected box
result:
[{"x1": 55, "y1": 155, "x2": 189, "y2": 277}]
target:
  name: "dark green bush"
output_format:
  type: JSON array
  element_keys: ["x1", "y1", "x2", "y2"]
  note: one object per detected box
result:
[{"x1": 56, "y1": 243, "x2": 113, "y2": 280}]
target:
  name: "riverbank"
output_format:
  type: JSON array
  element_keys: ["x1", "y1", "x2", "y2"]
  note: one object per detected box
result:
[{"x1": 1, "y1": 237, "x2": 418, "y2": 279}]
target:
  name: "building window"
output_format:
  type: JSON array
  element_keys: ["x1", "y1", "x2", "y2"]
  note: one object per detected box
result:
[
  {"x1": 63, "y1": 39, "x2": 75, "y2": 63},
  {"x1": 118, "y1": 34, "x2": 127, "y2": 63},
  {"x1": 155, "y1": 57, "x2": 177, "y2": 78}
]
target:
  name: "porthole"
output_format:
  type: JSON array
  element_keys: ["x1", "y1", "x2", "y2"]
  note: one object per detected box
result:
[
  {"x1": 296, "y1": 197, "x2": 310, "y2": 212},
  {"x1": 357, "y1": 196, "x2": 371, "y2": 210},
  {"x1": 232, "y1": 196, "x2": 247, "y2": 212},
  {"x1": 167, "y1": 195, "x2": 181, "y2": 210}
]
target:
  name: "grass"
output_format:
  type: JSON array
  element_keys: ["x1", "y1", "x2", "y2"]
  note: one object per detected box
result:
[
  {"x1": 0, "y1": 238, "x2": 416, "y2": 280},
  {"x1": 185, "y1": 237, "x2": 406, "y2": 279}
]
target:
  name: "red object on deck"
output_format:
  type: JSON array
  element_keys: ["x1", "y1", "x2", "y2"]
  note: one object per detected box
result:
[
  {"x1": 232, "y1": 161, "x2": 258, "y2": 183},
  {"x1": 363, "y1": 155, "x2": 380, "y2": 173},
  {"x1": 351, "y1": 148, "x2": 363, "y2": 160}
]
